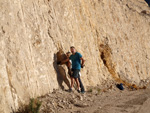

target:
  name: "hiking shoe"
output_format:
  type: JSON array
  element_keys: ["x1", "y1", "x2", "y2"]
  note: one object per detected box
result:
[
  {"x1": 77, "y1": 89, "x2": 80, "y2": 93},
  {"x1": 81, "y1": 91, "x2": 85, "y2": 94},
  {"x1": 68, "y1": 88, "x2": 72, "y2": 92}
]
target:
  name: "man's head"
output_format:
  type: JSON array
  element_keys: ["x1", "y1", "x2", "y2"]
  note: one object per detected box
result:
[{"x1": 70, "y1": 46, "x2": 76, "y2": 54}]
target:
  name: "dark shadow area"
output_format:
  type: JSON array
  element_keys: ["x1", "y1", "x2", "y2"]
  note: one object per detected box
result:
[
  {"x1": 145, "y1": 0, "x2": 150, "y2": 7},
  {"x1": 100, "y1": 52, "x2": 106, "y2": 66},
  {"x1": 53, "y1": 52, "x2": 71, "y2": 90}
]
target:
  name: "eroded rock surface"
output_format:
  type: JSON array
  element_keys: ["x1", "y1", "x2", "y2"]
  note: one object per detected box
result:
[{"x1": 0, "y1": 0, "x2": 150, "y2": 112}]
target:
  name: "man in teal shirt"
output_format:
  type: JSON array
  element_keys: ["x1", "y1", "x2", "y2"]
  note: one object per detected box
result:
[
  {"x1": 69, "y1": 46, "x2": 85, "y2": 93},
  {"x1": 69, "y1": 50, "x2": 82, "y2": 70}
]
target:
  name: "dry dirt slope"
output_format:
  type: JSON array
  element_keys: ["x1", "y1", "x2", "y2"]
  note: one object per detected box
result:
[
  {"x1": 0, "y1": 0, "x2": 150, "y2": 112},
  {"x1": 39, "y1": 84, "x2": 150, "y2": 113}
]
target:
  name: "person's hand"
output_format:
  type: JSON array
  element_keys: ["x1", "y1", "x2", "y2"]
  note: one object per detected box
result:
[
  {"x1": 81, "y1": 65, "x2": 84, "y2": 68},
  {"x1": 57, "y1": 61, "x2": 61, "y2": 65}
]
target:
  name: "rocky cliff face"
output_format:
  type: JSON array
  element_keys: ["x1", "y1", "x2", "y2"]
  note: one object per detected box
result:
[{"x1": 0, "y1": 0, "x2": 150, "y2": 112}]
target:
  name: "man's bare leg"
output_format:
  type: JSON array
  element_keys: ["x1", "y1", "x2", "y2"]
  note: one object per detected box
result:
[
  {"x1": 70, "y1": 77, "x2": 74, "y2": 91},
  {"x1": 75, "y1": 78, "x2": 80, "y2": 91}
]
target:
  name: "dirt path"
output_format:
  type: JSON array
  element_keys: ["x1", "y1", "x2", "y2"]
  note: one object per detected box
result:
[{"x1": 39, "y1": 84, "x2": 150, "y2": 113}]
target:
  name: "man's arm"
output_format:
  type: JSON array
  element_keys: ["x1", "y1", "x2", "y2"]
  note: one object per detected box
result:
[
  {"x1": 61, "y1": 58, "x2": 69, "y2": 64},
  {"x1": 80, "y1": 57, "x2": 85, "y2": 68},
  {"x1": 57, "y1": 58, "x2": 69, "y2": 65}
]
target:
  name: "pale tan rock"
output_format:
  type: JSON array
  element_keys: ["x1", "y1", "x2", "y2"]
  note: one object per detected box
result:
[{"x1": 0, "y1": 0, "x2": 150, "y2": 112}]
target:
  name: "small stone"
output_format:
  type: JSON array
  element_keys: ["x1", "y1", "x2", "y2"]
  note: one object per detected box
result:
[
  {"x1": 78, "y1": 95, "x2": 83, "y2": 101},
  {"x1": 68, "y1": 104, "x2": 73, "y2": 109},
  {"x1": 57, "y1": 103, "x2": 64, "y2": 108},
  {"x1": 72, "y1": 95, "x2": 75, "y2": 99},
  {"x1": 98, "y1": 106, "x2": 102, "y2": 109},
  {"x1": 62, "y1": 100, "x2": 66, "y2": 103},
  {"x1": 87, "y1": 98, "x2": 92, "y2": 101},
  {"x1": 52, "y1": 102, "x2": 57, "y2": 108},
  {"x1": 49, "y1": 108, "x2": 55, "y2": 113},
  {"x1": 70, "y1": 99, "x2": 76, "y2": 104},
  {"x1": 74, "y1": 102, "x2": 89, "y2": 107}
]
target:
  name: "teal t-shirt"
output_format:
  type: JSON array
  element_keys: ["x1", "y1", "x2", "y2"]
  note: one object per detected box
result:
[{"x1": 69, "y1": 52, "x2": 82, "y2": 70}]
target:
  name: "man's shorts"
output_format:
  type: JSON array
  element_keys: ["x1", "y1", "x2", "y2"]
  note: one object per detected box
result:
[{"x1": 71, "y1": 69, "x2": 80, "y2": 78}]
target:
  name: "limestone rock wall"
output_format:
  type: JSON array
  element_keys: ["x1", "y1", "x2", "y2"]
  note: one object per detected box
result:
[{"x1": 0, "y1": 0, "x2": 150, "y2": 112}]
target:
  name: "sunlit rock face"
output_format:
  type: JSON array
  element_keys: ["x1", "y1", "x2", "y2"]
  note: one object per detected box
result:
[{"x1": 0, "y1": 0, "x2": 150, "y2": 112}]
